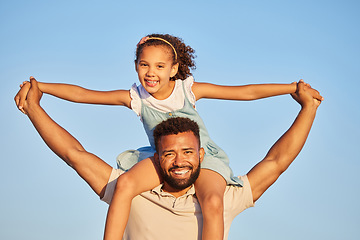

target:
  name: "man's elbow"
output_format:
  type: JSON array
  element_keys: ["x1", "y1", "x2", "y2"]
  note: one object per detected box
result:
[
  {"x1": 62, "y1": 146, "x2": 86, "y2": 168},
  {"x1": 264, "y1": 155, "x2": 293, "y2": 176}
]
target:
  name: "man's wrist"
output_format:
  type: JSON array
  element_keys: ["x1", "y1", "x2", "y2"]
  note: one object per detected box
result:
[
  {"x1": 26, "y1": 102, "x2": 42, "y2": 117},
  {"x1": 300, "y1": 103, "x2": 318, "y2": 116}
]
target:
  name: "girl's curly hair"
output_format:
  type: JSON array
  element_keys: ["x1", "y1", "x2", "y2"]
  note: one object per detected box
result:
[{"x1": 135, "y1": 34, "x2": 196, "y2": 80}]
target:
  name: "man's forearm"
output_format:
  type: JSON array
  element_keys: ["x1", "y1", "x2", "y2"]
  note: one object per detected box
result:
[
  {"x1": 266, "y1": 104, "x2": 317, "y2": 172},
  {"x1": 26, "y1": 103, "x2": 85, "y2": 167},
  {"x1": 26, "y1": 102, "x2": 112, "y2": 197},
  {"x1": 247, "y1": 101, "x2": 318, "y2": 202}
]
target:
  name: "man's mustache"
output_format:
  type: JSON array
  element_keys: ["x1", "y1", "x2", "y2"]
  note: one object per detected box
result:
[{"x1": 168, "y1": 165, "x2": 193, "y2": 172}]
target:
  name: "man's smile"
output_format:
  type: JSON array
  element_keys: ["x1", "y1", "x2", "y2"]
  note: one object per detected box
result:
[{"x1": 169, "y1": 166, "x2": 192, "y2": 178}]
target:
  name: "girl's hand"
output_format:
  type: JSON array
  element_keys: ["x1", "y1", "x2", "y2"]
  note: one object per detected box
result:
[{"x1": 14, "y1": 79, "x2": 31, "y2": 114}]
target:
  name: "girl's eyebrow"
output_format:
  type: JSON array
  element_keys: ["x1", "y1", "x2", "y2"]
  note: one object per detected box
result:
[{"x1": 139, "y1": 59, "x2": 167, "y2": 65}]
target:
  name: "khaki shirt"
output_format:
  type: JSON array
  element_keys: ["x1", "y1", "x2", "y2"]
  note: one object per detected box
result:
[{"x1": 102, "y1": 169, "x2": 254, "y2": 240}]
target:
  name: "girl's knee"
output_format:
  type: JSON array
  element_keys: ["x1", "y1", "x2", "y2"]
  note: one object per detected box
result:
[
  {"x1": 201, "y1": 193, "x2": 224, "y2": 213},
  {"x1": 115, "y1": 172, "x2": 138, "y2": 196}
]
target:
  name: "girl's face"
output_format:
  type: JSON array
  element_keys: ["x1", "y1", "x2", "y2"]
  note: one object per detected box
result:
[{"x1": 135, "y1": 45, "x2": 179, "y2": 100}]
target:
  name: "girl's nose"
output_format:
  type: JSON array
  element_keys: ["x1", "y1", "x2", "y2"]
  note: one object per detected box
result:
[{"x1": 146, "y1": 67, "x2": 155, "y2": 76}]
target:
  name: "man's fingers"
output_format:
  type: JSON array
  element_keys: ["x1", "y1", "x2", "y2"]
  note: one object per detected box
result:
[
  {"x1": 14, "y1": 80, "x2": 31, "y2": 114},
  {"x1": 18, "y1": 83, "x2": 30, "y2": 110},
  {"x1": 14, "y1": 76, "x2": 40, "y2": 115}
]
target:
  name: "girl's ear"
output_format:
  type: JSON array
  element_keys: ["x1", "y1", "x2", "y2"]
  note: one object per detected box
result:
[
  {"x1": 170, "y1": 63, "x2": 179, "y2": 78},
  {"x1": 134, "y1": 60, "x2": 138, "y2": 72}
]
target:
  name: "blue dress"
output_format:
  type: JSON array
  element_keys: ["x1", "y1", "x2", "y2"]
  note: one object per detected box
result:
[{"x1": 117, "y1": 80, "x2": 242, "y2": 186}]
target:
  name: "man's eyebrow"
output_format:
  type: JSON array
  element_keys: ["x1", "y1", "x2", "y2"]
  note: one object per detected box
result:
[
  {"x1": 161, "y1": 147, "x2": 195, "y2": 154},
  {"x1": 182, "y1": 147, "x2": 195, "y2": 151},
  {"x1": 161, "y1": 149, "x2": 175, "y2": 154}
]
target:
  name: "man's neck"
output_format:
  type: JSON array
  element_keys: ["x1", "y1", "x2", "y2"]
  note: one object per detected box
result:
[{"x1": 162, "y1": 184, "x2": 192, "y2": 198}]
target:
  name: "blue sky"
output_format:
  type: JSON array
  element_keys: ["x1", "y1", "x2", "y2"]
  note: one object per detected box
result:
[{"x1": 1, "y1": 0, "x2": 359, "y2": 239}]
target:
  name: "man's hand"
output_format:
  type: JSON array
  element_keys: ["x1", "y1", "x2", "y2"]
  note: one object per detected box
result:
[
  {"x1": 14, "y1": 80, "x2": 31, "y2": 114},
  {"x1": 291, "y1": 80, "x2": 322, "y2": 109},
  {"x1": 14, "y1": 77, "x2": 43, "y2": 115},
  {"x1": 291, "y1": 79, "x2": 323, "y2": 103}
]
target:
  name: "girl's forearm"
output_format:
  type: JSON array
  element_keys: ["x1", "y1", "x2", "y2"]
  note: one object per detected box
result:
[
  {"x1": 37, "y1": 82, "x2": 131, "y2": 106},
  {"x1": 245, "y1": 83, "x2": 297, "y2": 100},
  {"x1": 193, "y1": 81, "x2": 298, "y2": 101},
  {"x1": 38, "y1": 82, "x2": 88, "y2": 102}
]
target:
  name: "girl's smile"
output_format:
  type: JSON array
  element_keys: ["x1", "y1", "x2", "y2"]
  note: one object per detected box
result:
[{"x1": 136, "y1": 45, "x2": 178, "y2": 100}]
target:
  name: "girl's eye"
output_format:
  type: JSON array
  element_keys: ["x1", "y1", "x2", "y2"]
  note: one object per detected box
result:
[{"x1": 157, "y1": 65, "x2": 164, "y2": 69}]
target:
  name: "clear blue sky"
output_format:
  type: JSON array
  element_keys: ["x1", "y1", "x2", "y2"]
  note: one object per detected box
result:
[{"x1": 1, "y1": 0, "x2": 359, "y2": 239}]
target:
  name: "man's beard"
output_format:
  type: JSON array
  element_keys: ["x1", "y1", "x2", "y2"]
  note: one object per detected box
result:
[{"x1": 161, "y1": 162, "x2": 201, "y2": 190}]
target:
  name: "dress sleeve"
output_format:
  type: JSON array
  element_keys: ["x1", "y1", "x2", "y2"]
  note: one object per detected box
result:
[
  {"x1": 184, "y1": 76, "x2": 196, "y2": 106},
  {"x1": 130, "y1": 83, "x2": 141, "y2": 116}
]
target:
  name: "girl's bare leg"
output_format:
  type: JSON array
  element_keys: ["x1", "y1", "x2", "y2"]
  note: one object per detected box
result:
[
  {"x1": 103, "y1": 157, "x2": 162, "y2": 240},
  {"x1": 195, "y1": 169, "x2": 226, "y2": 240}
]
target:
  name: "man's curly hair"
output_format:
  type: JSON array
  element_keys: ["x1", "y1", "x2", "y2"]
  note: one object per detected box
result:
[
  {"x1": 135, "y1": 33, "x2": 196, "y2": 81},
  {"x1": 153, "y1": 117, "x2": 200, "y2": 153}
]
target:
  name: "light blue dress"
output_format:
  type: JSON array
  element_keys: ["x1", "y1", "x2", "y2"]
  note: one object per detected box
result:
[{"x1": 117, "y1": 80, "x2": 242, "y2": 186}]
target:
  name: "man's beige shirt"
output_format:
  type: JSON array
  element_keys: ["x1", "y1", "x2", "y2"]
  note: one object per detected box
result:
[{"x1": 102, "y1": 169, "x2": 254, "y2": 240}]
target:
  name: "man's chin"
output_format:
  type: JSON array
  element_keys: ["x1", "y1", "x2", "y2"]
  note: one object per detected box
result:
[{"x1": 163, "y1": 166, "x2": 200, "y2": 190}]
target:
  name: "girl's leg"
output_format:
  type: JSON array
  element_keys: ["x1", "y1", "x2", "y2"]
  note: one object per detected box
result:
[
  {"x1": 103, "y1": 157, "x2": 162, "y2": 240},
  {"x1": 195, "y1": 169, "x2": 226, "y2": 240}
]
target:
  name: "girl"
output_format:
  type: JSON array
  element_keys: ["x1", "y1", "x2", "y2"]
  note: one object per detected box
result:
[{"x1": 17, "y1": 34, "x2": 322, "y2": 240}]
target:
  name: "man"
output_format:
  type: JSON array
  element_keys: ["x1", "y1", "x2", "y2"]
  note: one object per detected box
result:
[{"x1": 15, "y1": 78, "x2": 321, "y2": 239}]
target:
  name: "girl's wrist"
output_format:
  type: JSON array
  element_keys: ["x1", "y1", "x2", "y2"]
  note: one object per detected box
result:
[{"x1": 290, "y1": 82, "x2": 297, "y2": 93}]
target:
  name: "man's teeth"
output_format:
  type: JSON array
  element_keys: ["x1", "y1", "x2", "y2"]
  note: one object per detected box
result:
[{"x1": 173, "y1": 169, "x2": 189, "y2": 175}]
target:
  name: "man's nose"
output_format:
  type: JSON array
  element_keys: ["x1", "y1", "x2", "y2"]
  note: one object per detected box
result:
[{"x1": 173, "y1": 153, "x2": 185, "y2": 166}]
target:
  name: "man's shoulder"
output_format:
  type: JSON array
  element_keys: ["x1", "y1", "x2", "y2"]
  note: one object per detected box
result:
[{"x1": 223, "y1": 175, "x2": 254, "y2": 209}]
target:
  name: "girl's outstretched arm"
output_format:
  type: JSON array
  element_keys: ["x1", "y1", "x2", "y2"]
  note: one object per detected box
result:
[
  {"x1": 192, "y1": 81, "x2": 323, "y2": 102},
  {"x1": 16, "y1": 77, "x2": 132, "y2": 111},
  {"x1": 38, "y1": 82, "x2": 132, "y2": 107}
]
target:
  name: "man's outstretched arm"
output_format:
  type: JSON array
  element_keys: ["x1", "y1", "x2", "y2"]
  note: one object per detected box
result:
[
  {"x1": 247, "y1": 80, "x2": 321, "y2": 202},
  {"x1": 17, "y1": 77, "x2": 112, "y2": 198}
]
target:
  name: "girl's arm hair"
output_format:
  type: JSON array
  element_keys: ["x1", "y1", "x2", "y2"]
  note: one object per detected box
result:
[
  {"x1": 38, "y1": 82, "x2": 132, "y2": 108},
  {"x1": 192, "y1": 81, "x2": 323, "y2": 101}
]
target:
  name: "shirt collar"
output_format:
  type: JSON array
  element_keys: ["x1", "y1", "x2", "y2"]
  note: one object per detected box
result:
[{"x1": 151, "y1": 184, "x2": 196, "y2": 198}]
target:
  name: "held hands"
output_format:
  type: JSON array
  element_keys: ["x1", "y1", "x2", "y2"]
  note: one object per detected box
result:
[
  {"x1": 292, "y1": 79, "x2": 324, "y2": 102},
  {"x1": 14, "y1": 76, "x2": 43, "y2": 115},
  {"x1": 291, "y1": 80, "x2": 322, "y2": 109}
]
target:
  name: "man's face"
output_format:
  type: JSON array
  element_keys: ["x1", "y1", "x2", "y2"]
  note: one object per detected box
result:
[{"x1": 155, "y1": 131, "x2": 204, "y2": 196}]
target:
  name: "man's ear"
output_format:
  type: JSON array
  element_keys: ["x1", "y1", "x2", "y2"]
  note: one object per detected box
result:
[
  {"x1": 170, "y1": 63, "x2": 179, "y2": 78},
  {"x1": 154, "y1": 152, "x2": 159, "y2": 161},
  {"x1": 199, "y1": 148, "x2": 205, "y2": 163}
]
